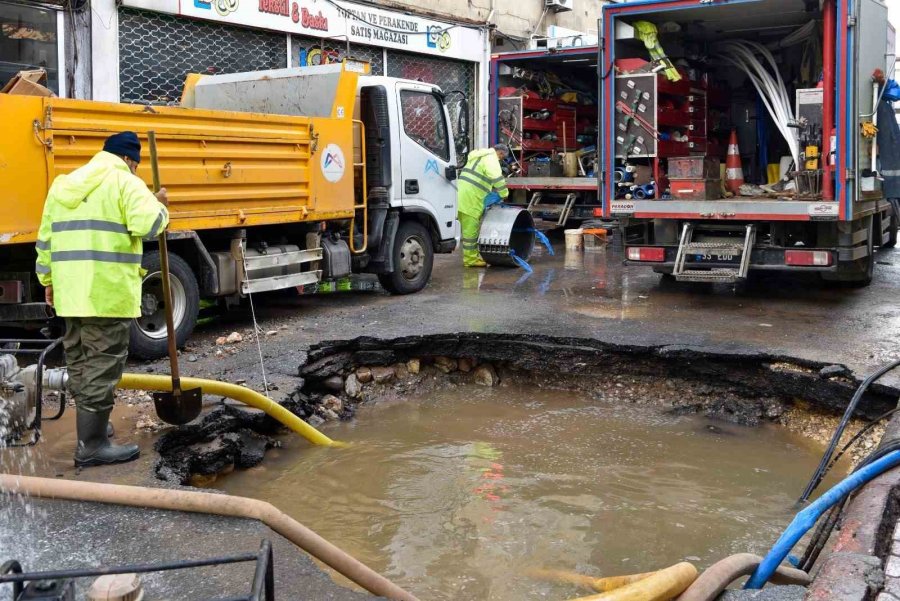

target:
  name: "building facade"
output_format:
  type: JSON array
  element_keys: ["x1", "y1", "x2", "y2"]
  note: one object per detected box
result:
[{"x1": 1, "y1": 0, "x2": 607, "y2": 144}]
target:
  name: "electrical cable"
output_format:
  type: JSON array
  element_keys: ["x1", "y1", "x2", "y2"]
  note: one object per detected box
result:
[
  {"x1": 798, "y1": 357, "x2": 900, "y2": 504},
  {"x1": 798, "y1": 440, "x2": 900, "y2": 573},
  {"x1": 238, "y1": 243, "x2": 271, "y2": 399},
  {"x1": 821, "y1": 406, "x2": 900, "y2": 479}
]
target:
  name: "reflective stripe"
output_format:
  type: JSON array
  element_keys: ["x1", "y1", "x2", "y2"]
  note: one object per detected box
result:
[
  {"x1": 460, "y1": 167, "x2": 492, "y2": 185},
  {"x1": 144, "y1": 209, "x2": 167, "y2": 240},
  {"x1": 35, "y1": 239, "x2": 50, "y2": 251},
  {"x1": 461, "y1": 237, "x2": 479, "y2": 243},
  {"x1": 51, "y1": 250, "x2": 142, "y2": 264},
  {"x1": 52, "y1": 219, "x2": 129, "y2": 235},
  {"x1": 490, "y1": 176, "x2": 506, "y2": 184},
  {"x1": 459, "y1": 174, "x2": 490, "y2": 193},
  {"x1": 727, "y1": 144, "x2": 740, "y2": 155},
  {"x1": 35, "y1": 263, "x2": 51, "y2": 274},
  {"x1": 726, "y1": 168, "x2": 744, "y2": 179}
]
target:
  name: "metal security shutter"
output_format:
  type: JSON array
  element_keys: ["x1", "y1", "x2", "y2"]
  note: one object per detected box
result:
[
  {"x1": 118, "y1": 8, "x2": 286, "y2": 105},
  {"x1": 290, "y1": 34, "x2": 384, "y2": 75},
  {"x1": 386, "y1": 50, "x2": 475, "y2": 98},
  {"x1": 386, "y1": 50, "x2": 476, "y2": 143}
]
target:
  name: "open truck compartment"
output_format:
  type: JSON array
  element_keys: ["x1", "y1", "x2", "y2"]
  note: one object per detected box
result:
[
  {"x1": 491, "y1": 46, "x2": 602, "y2": 224},
  {"x1": 598, "y1": 0, "x2": 896, "y2": 284}
]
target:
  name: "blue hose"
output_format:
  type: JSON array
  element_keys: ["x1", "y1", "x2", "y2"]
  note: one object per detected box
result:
[
  {"x1": 513, "y1": 228, "x2": 555, "y2": 256},
  {"x1": 745, "y1": 449, "x2": 900, "y2": 589},
  {"x1": 509, "y1": 249, "x2": 533, "y2": 273},
  {"x1": 533, "y1": 230, "x2": 555, "y2": 256}
]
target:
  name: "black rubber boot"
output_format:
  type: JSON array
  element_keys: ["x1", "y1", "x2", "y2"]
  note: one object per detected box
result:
[{"x1": 74, "y1": 409, "x2": 139, "y2": 468}]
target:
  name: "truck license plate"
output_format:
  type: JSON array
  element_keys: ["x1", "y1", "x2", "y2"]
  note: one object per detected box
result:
[{"x1": 694, "y1": 253, "x2": 736, "y2": 262}]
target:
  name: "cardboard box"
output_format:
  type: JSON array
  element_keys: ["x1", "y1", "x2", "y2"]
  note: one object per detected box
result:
[{"x1": 1, "y1": 69, "x2": 55, "y2": 97}]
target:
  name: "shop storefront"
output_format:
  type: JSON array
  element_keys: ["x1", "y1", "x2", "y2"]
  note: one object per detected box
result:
[
  {"x1": 91, "y1": 0, "x2": 487, "y2": 141},
  {"x1": 0, "y1": 1, "x2": 64, "y2": 94}
]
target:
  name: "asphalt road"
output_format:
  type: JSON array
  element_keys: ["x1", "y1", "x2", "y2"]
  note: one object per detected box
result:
[{"x1": 153, "y1": 244, "x2": 900, "y2": 395}]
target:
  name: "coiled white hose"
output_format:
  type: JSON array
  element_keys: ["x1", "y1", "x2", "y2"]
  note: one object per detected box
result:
[{"x1": 716, "y1": 40, "x2": 800, "y2": 168}]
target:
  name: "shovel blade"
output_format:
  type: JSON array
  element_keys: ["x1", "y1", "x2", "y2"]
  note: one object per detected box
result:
[{"x1": 153, "y1": 387, "x2": 203, "y2": 425}]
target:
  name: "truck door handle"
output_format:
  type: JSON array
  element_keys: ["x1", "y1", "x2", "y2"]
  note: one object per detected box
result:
[{"x1": 405, "y1": 179, "x2": 419, "y2": 194}]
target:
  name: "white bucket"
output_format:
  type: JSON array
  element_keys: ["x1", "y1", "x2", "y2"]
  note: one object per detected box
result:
[{"x1": 565, "y1": 229, "x2": 584, "y2": 252}]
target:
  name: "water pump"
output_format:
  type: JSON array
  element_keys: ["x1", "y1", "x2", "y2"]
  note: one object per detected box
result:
[{"x1": 0, "y1": 354, "x2": 67, "y2": 436}]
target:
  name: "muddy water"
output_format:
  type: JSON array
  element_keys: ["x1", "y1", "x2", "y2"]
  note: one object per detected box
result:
[{"x1": 219, "y1": 384, "x2": 843, "y2": 601}]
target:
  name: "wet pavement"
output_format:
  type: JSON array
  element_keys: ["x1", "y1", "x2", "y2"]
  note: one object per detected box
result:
[{"x1": 164, "y1": 242, "x2": 900, "y2": 395}]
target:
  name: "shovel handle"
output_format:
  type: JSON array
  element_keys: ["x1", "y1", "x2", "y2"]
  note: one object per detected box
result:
[{"x1": 148, "y1": 132, "x2": 182, "y2": 393}]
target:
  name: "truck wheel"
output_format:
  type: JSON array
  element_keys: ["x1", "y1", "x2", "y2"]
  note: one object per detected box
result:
[
  {"x1": 821, "y1": 217, "x2": 874, "y2": 288},
  {"x1": 377, "y1": 220, "x2": 434, "y2": 295},
  {"x1": 130, "y1": 250, "x2": 200, "y2": 359}
]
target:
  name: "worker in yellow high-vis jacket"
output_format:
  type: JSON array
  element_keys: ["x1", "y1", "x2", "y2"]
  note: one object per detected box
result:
[
  {"x1": 35, "y1": 131, "x2": 169, "y2": 468},
  {"x1": 457, "y1": 145, "x2": 509, "y2": 267}
]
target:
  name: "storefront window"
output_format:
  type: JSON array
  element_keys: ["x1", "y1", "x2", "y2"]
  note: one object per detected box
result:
[{"x1": 0, "y1": 2, "x2": 59, "y2": 92}]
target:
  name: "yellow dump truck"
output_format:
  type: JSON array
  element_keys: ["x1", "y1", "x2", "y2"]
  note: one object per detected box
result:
[{"x1": 0, "y1": 62, "x2": 466, "y2": 357}]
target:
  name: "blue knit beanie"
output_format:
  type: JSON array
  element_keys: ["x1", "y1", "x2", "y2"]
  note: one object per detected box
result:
[{"x1": 103, "y1": 131, "x2": 142, "y2": 164}]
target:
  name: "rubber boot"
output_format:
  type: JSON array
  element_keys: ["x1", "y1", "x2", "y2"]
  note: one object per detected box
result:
[{"x1": 74, "y1": 409, "x2": 139, "y2": 468}]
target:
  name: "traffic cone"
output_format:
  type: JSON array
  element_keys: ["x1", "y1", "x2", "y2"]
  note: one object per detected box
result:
[{"x1": 725, "y1": 130, "x2": 744, "y2": 195}]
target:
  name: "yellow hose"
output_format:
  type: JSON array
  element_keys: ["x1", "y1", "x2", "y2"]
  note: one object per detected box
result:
[
  {"x1": 567, "y1": 563, "x2": 698, "y2": 601},
  {"x1": 118, "y1": 373, "x2": 344, "y2": 448},
  {"x1": 527, "y1": 568, "x2": 656, "y2": 592}
]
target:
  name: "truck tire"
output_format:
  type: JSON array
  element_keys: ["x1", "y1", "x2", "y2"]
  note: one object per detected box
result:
[
  {"x1": 130, "y1": 250, "x2": 200, "y2": 359},
  {"x1": 821, "y1": 217, "x2": 874, "y2": 288},
  {"x1": 377, "y1": 220, "x2": 433, "y2": 295}
]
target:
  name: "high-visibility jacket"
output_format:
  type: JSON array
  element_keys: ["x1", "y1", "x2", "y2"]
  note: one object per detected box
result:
[
  {"x1": 458, "y1": 148, "x2": 509, "y2": 219},
  {"x1": 35, "y1": 151, "x2": 169, "y2": 318}
]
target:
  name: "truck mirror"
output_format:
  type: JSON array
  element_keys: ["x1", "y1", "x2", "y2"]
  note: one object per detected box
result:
[
  {"x1": 445, "y1": 165, "x2": 458, "y2": 181},
  {"x1": 444, "y1": 90, "x2": 470, "y2": 168}
]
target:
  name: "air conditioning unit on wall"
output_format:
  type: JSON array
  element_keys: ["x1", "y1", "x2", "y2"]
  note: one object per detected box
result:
[{"x1": 545, "y1": 0, "x2": 574, "y2": 13}]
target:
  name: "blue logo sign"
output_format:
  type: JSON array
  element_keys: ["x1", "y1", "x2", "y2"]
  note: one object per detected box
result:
[
  {"x1": 194, "y1": 0, "x2": 211, "y2": 9},
  {"x1": 424, "y1": 159, "x2": 440, "y2": 176}
]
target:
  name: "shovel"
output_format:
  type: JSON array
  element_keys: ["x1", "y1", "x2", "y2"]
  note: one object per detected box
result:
[{"x1": 147, "y1": 131, "x2": 203, "y2": 425}]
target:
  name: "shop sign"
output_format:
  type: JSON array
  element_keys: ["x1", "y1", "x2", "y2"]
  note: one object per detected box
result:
[{"x1": 123, "y1": 0, "x2": 483, "y2": 62}]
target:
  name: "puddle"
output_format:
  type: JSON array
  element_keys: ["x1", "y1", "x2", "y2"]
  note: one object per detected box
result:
[{"x1": 217, "y1": 383, "x2": 845, "y2": 601}]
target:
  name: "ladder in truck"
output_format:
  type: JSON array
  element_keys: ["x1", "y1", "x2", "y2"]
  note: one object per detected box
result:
[{"x1": 673, "y1": 223, "x2": 756, "y2": 283}]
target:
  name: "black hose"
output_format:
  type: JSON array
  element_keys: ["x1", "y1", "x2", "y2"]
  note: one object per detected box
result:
[
  {"x1": 799, "y1": 499, "x2": 846, "y2": 572},
  {"x1": 798, "y1": 358, "x2": 900, "y2": 504},
  {"x1": 822, "y1": 407, "x2": 900, "y2": 478},
  {"x1": 798, "y1": 433, "x2": 900, "y2": 571}
]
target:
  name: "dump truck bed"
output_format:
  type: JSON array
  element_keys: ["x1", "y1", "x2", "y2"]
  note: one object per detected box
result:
[{"x1": 0, "y1": 91, "x2": 356, "y2": 245}]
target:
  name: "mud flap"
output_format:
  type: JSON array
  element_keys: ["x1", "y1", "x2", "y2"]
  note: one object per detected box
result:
[{"x1": 366, "y1": 211, "x2": 399, "y2": 275}]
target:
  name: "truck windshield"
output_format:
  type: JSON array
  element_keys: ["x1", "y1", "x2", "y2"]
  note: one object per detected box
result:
[{"x1": 400, "y1": 90, "x2": 450, "y2": 161}]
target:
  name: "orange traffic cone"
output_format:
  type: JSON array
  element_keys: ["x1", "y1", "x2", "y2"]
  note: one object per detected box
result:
[{"x1": 725, "y1": 130, "x2": 744, "y2": 195}]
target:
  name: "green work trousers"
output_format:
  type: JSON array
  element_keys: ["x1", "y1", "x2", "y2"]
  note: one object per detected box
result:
[
  {"x1": 459, "y1": 212, "x2": 484, "y2": 267},
  {"x1": 63, "y1": 317, "x2": 130, "y2": 414}
]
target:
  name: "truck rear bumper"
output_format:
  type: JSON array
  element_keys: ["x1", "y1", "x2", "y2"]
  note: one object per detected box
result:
[
  {"x1": 610, "y1": 199, "x2": 841, "y2": 221},
  {"x1": 624, "y1": 246, "x2": 839, "y2": 273}
]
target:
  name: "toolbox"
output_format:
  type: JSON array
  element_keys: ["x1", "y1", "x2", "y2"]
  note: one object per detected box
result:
[{"x1": 670, "y1": 178, "x2": 722, "y2": 200}]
